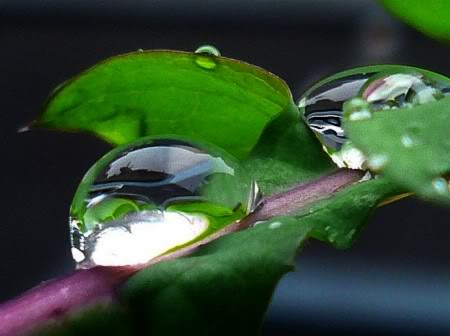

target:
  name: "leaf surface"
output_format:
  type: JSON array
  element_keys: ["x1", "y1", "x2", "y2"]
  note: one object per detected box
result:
[
  {"x1": 122, "y1": 217, "x2": 312, "y2": 336},
  {"x1": 344, "y1": 96, "x2": 450, "y2": 205},
  {"x1": 381, "y1": 0, "x2": 450, "y2": 42},
  {"x1": 38, "y1": 50, "x2": 292, "y2": 159}
]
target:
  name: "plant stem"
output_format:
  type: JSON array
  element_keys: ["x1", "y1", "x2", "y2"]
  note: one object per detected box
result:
[{"x1": 0, "y1": 168, "x2": 363, "y2": 336}]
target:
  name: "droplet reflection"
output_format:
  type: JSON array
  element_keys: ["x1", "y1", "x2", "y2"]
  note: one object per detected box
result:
[
  {"x1": 299, "y1": 67, "x2": 450, "y2": 170},
  {"x1": 70, "y1": 137, "x2": 258, "y2": 268},
  {"x1": 194, "y1": 45, "x2": 221, "y2": 70}
]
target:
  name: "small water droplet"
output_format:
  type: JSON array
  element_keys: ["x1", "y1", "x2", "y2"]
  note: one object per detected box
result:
[
  {"x1": 401, "y1": 125, "x2": 423, "y2": 148},
  {"x1": 137, "y1": 48, "x2": 144, "y2": 52},
  {"x1": 325, "y1": 225, "x2": 331, "y2": 232},
  {"x1": 70, "y1": 137, "x2": 257, "y2": 268},
  {"x1": 328, "y1": 232, "x2": 338, "y2": 243},
  {"x1": 269, "y1": 221, "x2": 282, "y2": 230},
  {"x1": 346, "y1": 229, "x2": 356, "y2": 240},
  {"x1": 367, "y1": 154, "x2": 388, "y2": 171},
  {"x1": 401, "y1": 135, "x2": 414, "y2": 148},
  {"x1": 432, "y1": 177, "x2": 449, "y2": 195},
  {"x1": 195, "y1": 45, "x2": 221, "y2": 57},
  {"x1": 194, "y1": 45, "x2": 220, "y2": 70}
]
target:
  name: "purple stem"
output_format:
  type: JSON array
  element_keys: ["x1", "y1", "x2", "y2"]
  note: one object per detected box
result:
[
  {"x1": 0, "y1": 168, "x2": 363, "y2": 336},
  {"x1": 0, "y1": 267, "x2": 133, "y2": 336}
]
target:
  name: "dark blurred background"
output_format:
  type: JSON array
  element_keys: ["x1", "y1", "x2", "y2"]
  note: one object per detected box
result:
[{"x1": 1, "y1": 0, "x2": 450, "y2": 335}]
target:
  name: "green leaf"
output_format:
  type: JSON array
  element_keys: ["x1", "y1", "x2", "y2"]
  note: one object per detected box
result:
[
  {"x1": 343, "y1": 95, "x2": 450, "y2": 205},
  {"x1": 380, "y1": 0, "x2": 450, "y2": 42},
  {"x1": 32, "y1": 177, "x2": 400, "y2": 336},
  {"x1": 122, "y1": 217, "x2": 312, "y2": 336},
  {"x1": 119, "y1": 178, "x2": 399, "y2": 335},
  {"x1": 242, "y1": 102, "x2": 335, "y2": 194},
  {"x1": 37, "y1": 48, "x2": 338, "y2": 195},
  {"x1": 37, "y1": 50, "x2": 292, "y2": 159},
  {"x1": 297, "y1": 178, "x2": 401, "y2": 248}
]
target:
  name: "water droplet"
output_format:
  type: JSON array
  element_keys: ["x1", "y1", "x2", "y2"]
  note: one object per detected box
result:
[
  {"x1": 328, "y1": 232, "x2": 338, "y2": 243},
  {"x1": 432, "y1": 177, "x2": 449, "y2": 196},
  {"x1": 194, "y1": 45, "x2": 220, "y2": 70},
  {"x1": 137, "y1": 48, "x2": 144, "y2": 52},
  {"x1": 70, "y1": 137, "x2": 258, "y2": 268},
  {"x1": 269, "y1": 221, "x2": 282, "y2": 230},
  {"x1": 195, "y1": 45, "x2": 221, "y2": 57},
  {"x1": 298, "y1": 67, "x2": 450, "y2": 169},
  {"x1": 400, "y1": 125, "x2": 423, "y2": 148},
  {"x1": 346, "y1": 229, "x2": 356, "y2": 240},
  {"x1": 401, "y1": 135, "x2": 414, "y2": 148},
  {"x1": 367, "y1": 154, "x2": 388, "y2": 172}
]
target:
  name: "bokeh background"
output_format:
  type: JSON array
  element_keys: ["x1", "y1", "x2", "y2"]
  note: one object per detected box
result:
[{"x1": 1, "y1": 0, "x2": 450, "y2": 335}]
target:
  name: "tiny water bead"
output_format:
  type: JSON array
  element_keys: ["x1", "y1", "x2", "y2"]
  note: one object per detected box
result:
[
  {"x1": 367, "y1": 154, "x2": 389, "y2": 172},
  {"x1": 70, "y1": 137, "x2": 259, "y2": 268},
  {"x1": 299, "y1": 66, "x2": 450, "y2": 170},
  {"x1": 431, "y1": 177, "x2": 450, "y2": 196},
  {"x1": 195, "y1": 45, "x2": 221, "y2": 57},
  {"x1": 401, "y1": 125, "x2": 423, "y2": 148},
  {"x1": 194, "y1": 45, "x2": 221, "y2": 70}
]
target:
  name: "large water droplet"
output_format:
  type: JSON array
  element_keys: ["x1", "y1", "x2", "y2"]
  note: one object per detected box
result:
[
  {"x1": 70, "y1": 137, "x2": 259, "y2": 268},
  {"x1": 299, "y1": 67, "x2": 450, "y2": 170},
  {"x1": 194, "y1": 45, "x2": 221, "y2": 70}
]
